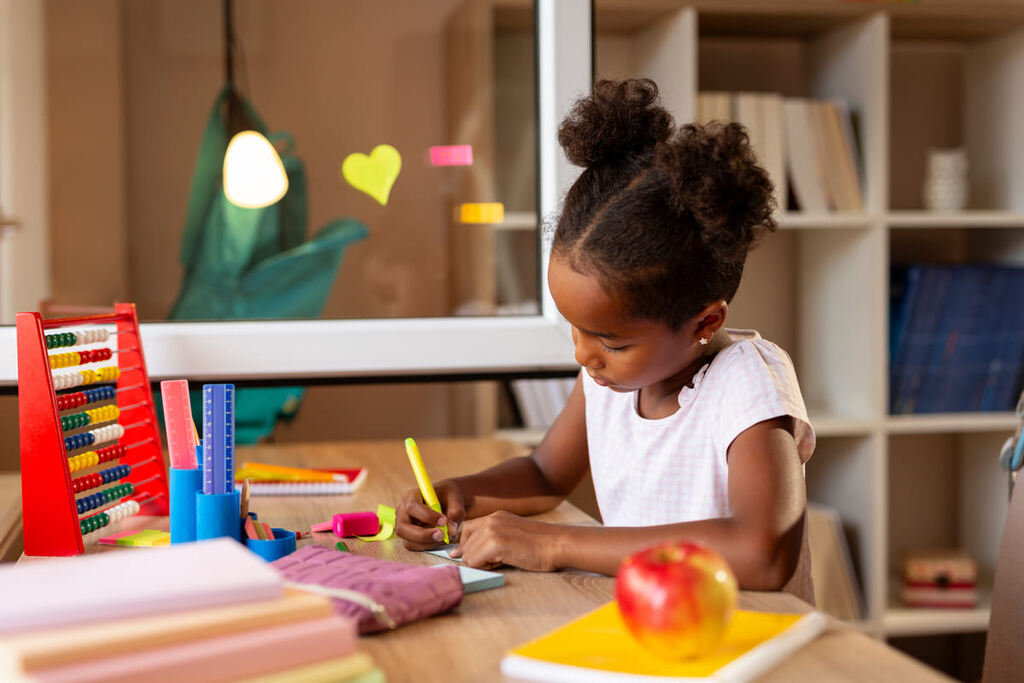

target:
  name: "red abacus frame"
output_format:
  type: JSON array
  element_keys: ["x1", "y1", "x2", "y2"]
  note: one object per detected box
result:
[{"x1": 18, "y1": 302, "x2": 169, "y2": 556}]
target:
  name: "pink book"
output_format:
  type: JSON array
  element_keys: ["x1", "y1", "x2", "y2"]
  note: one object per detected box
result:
[
  {"x1": 31, "y1": 615, "x2": 357, "y2": 683},
  {"x1": 0, "y1": 539, "x2": 282, "y2": 634}
]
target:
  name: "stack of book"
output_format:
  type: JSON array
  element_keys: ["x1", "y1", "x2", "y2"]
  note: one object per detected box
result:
[
  {"x1": 697, "y1": 91, "x2": 863, "y2": 213},
  {"x1": 0, "y1": 539, "x2": 383, "y2": 682},
  {"x1": 901, "y1": 549, "x2": 979, "y2": 609},
  {"x1": 890, "y1": 263, "x2": 1024, "y2": 414}
]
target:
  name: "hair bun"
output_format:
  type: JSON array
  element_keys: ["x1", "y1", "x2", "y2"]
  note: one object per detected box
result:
[
  {"x1": 657, "y1": 122, "x2": 777, "y2": 262},
  {"x1": 558, "y1": 79, "x2": 674, "y2": 168}
]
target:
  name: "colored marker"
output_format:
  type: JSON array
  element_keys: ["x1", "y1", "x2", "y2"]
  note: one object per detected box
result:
[{"x1": 404, "y1": 437, "x2": 448, "y2": 544}]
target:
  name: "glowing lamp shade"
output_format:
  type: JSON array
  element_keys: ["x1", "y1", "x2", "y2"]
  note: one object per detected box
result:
[{"x1": 223, "y1": 131, "x2": 289, "y2": 208}]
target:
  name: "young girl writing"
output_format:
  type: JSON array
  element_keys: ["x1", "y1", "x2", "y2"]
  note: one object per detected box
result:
[{"x1": 396, "y1": 79, "x2": 815, "y2": 600}]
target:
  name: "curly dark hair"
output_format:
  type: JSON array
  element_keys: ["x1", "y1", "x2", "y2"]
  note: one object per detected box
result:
[{"x1": 553, "y1": 78, "x2": 777, "y2": 331}]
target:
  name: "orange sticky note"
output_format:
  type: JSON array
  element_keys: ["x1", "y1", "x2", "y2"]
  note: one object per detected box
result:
[{"x1": 458, "y1": 203, "x2": 504, "y2": 224}]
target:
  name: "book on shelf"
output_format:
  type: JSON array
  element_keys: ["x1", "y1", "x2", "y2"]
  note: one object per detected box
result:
[
  {"x1": 890, "y1": 264, "x2": 1024, "y2": 413},
  {"x1": 696, "y1": 91, "x2": 731, "y2": 125},
  {"x1": 698, "y1": 90, "x2": 863, "y2": 214},
  {"x1": 510, "y1": 377, "x2": 575, "y2": 430},
  {"x1": 781, "y1": 99, "x2": 829, "y2": 213},
  {"x1": 501, "y1": 600, "x2": 827, "y2": 682},
  {"x1": 806, "y1": 503, "x2": 863, "y2": 621},
  {"x1": 731, "y1": 92, "x2": 787, "y2": 210}
]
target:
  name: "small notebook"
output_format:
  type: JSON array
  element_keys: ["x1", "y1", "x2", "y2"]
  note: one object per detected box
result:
[
  {"x1": 501, "y1": 601, "x2": 827, "y2": 682},
  {"x1": 431, "y1": 564, "x2": 505, "y2": 594},
  {"x1": 236, "y1": 468, "x2": 367, "y2": 496}
]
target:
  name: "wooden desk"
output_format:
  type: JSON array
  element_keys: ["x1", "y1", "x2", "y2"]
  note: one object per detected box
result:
[
  {"x1": 0, "y1": 472, "x2": 22, "y2": 562},
  {"x1": 23, "y1": 439, "x2": 949, "y2": 682}
]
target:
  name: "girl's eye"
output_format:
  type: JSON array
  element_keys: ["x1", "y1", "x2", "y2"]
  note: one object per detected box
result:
[{"x1": 601, "y1": 343, "x2": 626, "y2": 353}]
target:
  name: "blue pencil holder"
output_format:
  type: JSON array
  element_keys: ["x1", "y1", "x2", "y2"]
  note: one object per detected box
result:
[
  {"x1": 195, "y1": 490, "x2": 241, "y2": 542},
  {"x1": 169, "y1": 467, "x2": 202, "y2": 544},
  {"x1": 245, "y1": 528, "x2": 297, "y2": 562}
]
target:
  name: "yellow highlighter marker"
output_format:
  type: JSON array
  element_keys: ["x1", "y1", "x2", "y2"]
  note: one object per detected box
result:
[{"x1": 405, "y1": 437, "x2": 449, "y2": 544}]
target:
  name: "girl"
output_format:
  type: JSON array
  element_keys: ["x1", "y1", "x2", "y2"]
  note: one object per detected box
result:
[{"x1": 396, "y1": 79, "x2": 815, "y2": 600}]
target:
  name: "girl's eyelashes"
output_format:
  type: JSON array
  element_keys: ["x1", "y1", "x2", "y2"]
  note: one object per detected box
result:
[{"x1": 601, "y1": 342, "x2": 627, "y2": 353}]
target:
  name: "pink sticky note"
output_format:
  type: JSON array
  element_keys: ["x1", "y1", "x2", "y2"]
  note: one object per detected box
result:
[
  {"x1": 98, "y1": 529, "x2": 139, "y2": 546},
  {"x1": 429, "y1": 144, "x2": 473, "y2": 167},
  {"x1": 333, "y1": 511, "x2": 380, "y2": 537}
]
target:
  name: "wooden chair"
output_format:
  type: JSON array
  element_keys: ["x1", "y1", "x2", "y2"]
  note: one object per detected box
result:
[{"x1": 982, "y1": 478, "x2": 1024, "y2": 682}]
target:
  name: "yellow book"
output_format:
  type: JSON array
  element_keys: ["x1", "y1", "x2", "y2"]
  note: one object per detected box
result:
[
  {"x1": 501, "y1": 601, "x2": 827, "y2": 682},
  {"x1": 240, "y1": 652, "x2": 383, "y2": 683}
]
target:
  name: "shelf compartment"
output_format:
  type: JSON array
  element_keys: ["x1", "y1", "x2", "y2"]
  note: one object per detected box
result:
[
  {"x1": 890, "y1": 26, "x2": 1024, "y2": 211},
  {"x1": 806, "y1": 435, "x2": 883, "y2": 622},
  {"x1": 886, "y1": 432, "x2": 1010, "y2": 636}
]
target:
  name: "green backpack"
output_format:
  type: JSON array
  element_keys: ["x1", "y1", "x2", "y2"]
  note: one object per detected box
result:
[{"x1": 168, "y1": 87, "x2": 367, "y2": 442}]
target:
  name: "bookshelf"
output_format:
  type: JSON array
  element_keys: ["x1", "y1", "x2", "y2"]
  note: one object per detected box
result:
[{"x1": 568, "y1": 1, "x2": 1024, "y2": 647}]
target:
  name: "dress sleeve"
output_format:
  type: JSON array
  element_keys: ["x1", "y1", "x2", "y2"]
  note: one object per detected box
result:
[{"x1": 712, "y1": 340, "x2": 815, "y2": 464}]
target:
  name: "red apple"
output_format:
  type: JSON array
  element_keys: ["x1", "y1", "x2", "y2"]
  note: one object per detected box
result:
[{"x1": 616, "y1": 541, "x2": 738, "y2": 660}]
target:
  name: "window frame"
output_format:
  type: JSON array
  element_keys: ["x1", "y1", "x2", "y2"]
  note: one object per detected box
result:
[{"x1": 0, "y1": 0, "x2": 592, "y2": 385}]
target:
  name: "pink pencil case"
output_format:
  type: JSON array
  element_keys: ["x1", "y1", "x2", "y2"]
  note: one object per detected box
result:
[{"x1": 271, "y1": 545, "x2": 463, "y2": 634}]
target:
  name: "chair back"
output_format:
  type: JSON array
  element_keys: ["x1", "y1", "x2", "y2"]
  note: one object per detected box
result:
[{"x1": 982, "y1": 478, "x2": 1024, "y2": 682}]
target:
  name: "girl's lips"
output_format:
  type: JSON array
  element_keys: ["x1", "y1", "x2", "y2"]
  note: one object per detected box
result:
[{"x1": 589, "y1": 373, "x2": 610, "y2": 387}]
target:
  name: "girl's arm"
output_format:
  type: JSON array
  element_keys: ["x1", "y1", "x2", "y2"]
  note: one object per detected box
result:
[
  {"x1": 395, "y1": 376, "x2": 590, "y2": 549},
  {"x1": 447, "y1": 375, "x2": 591, "y2": 518},
  {"x1": 456, "y1": 416, "x2": 806, "y2": 591}
]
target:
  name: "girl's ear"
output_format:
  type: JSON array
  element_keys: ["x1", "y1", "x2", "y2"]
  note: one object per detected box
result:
[{"x1": 693, "y1": 300, "x2": 728, "y2": 339}]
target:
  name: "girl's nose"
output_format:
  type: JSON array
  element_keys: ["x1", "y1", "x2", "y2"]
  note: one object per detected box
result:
[{"x1": 572, "y1": 329, "x2": 601, "y2": 369}]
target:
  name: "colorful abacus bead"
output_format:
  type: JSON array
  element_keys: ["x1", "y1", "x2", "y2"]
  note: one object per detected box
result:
[
  {"x1": 97, "y1": 444, "x2": 126, "y2": 464},
  {"x1": 48, "y1": 351, "x2": 80, "y2": 369},
  {"x1": 63, "y1": 432, "x2": 95, "y2": 453},
  {"x1": 68, "y1": 451, "x2": 97, "y2": 473},
  {"x1": 74, "y1": 328, "x2": 110, "y2": 346}
]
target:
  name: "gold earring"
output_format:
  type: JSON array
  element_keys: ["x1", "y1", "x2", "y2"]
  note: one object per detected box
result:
[{"x1": 699, "y1": 337, "x2": 708, "y2": 346}]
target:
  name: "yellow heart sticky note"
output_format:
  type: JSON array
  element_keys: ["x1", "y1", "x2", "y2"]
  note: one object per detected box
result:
[{"x1": 341, "y1": 144, "x2": 402, "y2": 206}]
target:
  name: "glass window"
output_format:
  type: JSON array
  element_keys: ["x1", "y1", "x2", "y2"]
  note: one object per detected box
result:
[{"x1": 43, "y1": 0, "x2": 538, "y2": 323}]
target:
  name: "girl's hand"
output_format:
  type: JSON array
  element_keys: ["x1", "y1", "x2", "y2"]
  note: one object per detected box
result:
[
  {"x1": 396, "y1": 480, "x2": 466, "y2": 550},
  {"x1": 451, "y1": 510, "x2": 563, "y2": 572}
]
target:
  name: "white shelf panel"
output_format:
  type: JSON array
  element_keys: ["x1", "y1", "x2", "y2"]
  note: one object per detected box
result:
[
  {"x1": 886, "y1": 412, "x2": 1019, "y2": 434},
  {"x1": 809, "y1": 414, "x2": 877, "y2": 437},
  {"x1": 777, "y1": 212, "x2": 874, "y2": 230},
  {"x1": 884, "y1": 606, "x2": 990, "y2": 637},
  {"x1": 887, "y1": 211, "x2": 1024, "y2": 228},
  {"x1": 495, "y1": 426, "x2": 547, "y2": 448},
  {"x1": 884, "y1": 574, "x2": 992, "y2": 636},
  {"x1": 491, "y1": 211, "x2": 538, "y2": 232}
]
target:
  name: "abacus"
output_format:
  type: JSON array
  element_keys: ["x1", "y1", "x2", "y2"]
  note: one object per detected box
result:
[{"x1": 18, "y1": 303, "x2": 169, "y2": 556}]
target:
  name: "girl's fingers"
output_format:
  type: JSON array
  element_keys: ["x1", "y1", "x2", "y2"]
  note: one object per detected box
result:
[{"x1": 406, "y1": 499, "x2": 444, "y2": 527}]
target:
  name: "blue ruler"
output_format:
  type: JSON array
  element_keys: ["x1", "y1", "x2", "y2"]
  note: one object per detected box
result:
[{"x1": 202, "y1": 384, "x2": 235, "y2": 495}]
